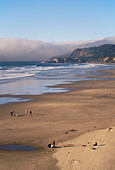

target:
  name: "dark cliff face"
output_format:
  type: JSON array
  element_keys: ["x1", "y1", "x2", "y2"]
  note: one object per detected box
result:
[
  {"x1": 47, "y1": 44, "x2": 115, "y2": 63},
  {"x1": 70, "y1": 48, "x2": 93, "y2": 58},
  {"x1": 71, "y1": 44, "x2": 115, "y2": 58},
  {"x1": 69, "y1": 44, "x2": 115, "y2": 63}
]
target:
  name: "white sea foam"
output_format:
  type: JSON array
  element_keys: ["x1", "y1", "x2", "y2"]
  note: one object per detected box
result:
[
  {"x1": 0, "y1": 63, "x2": 109, "y2": 80},
  {"x1": 0, "y1": 62, "x2": 114, "y2": 98},
  {"x1": 0, "y1": 65, "x2": 66, "y2": 80}
]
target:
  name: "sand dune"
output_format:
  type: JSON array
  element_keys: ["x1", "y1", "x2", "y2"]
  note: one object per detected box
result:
[{"x1": 53, "y1": 127, "x2": 115, "y2": 170}]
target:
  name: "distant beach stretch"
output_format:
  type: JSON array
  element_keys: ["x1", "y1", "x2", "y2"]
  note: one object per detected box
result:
[
  {"x1": 0, "y1": 62, "x2": 115, "y2": 169},
  {"x1": 0, "y1": 62, "x2": 115, "y2": 98}
]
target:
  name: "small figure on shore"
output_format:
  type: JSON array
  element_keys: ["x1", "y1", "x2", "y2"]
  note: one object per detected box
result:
[
  {"x1": 87, "y1": 142, "x2": 90, "y2": 145},
  {"x1": 30, "y1": 110, "x2": 32, "y2": 116},
  {"x1": 10, "y1": 111, "x2": 15, "y2": 116},
  {"x1": 25, "y1": 109, "x2": 28, "y2": 115},
  {"x1": 48, "y1": 143, "x2": 51, "y2": 148},
  {"x1": 108, "y1": 127, "x2": 112, "y2": 131},
  {"x1": 10, "y1": 111, "x2": 13, "y2": 116},
  {"x1": 48, "y1": 140, "x2": 56, "y2": 148},
  {"x1": 93, "y1": 142, "x2": 97, "y2": 146},
  {"x1": 12, "y1": 111, "x2": 15, "y2": 116},
  {"x1": 51, "y1": 140, "x2": 55, "y2": 148},
  {"x1": 52, "y1": 140, "x2": 55, "y2": 148},
  {"x1": 60, "y1": 97, "x2": 62, "y2": 102}
]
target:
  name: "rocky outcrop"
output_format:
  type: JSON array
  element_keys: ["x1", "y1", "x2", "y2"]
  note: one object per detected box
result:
[{"x1": 46, "y1": 44, "x2": 115, "y2": 63}]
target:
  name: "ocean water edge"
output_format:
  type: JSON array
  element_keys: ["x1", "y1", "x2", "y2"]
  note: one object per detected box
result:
[{"x1": 0, "y1": 61, "x2": 115, "y2": 104}]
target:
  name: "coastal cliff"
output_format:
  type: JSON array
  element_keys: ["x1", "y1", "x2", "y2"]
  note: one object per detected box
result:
[{"x1": 46, "y1": 44, "x2": 115, "y2": 63}]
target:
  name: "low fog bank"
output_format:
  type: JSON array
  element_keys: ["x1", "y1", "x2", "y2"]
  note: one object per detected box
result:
[
  {"x1": 0, "y1": 38, "x2": 78, "y2": 61},
  {"x1": 0, "y1": 37, "x2": 115, "y2": 61}
]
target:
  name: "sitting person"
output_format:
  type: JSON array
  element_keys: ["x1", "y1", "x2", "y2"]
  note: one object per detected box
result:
[
  {"x1": 10, "y1": 111, "x2": 15, "y2": 116},
  {"x1": 48, "y1": 143, "x2": 51, "y2": 148},
  {"x1": 12, "y1": 111, "x2": 15, "y2": 116},
  {"x1": 52, "y1": 140, "x2": 55, "y2": 148},
  {"x1": 48, "y1": 140, "x2": 56, "y2": 148},
  {"x1": 51, "y1": 140, "x2": 55, "y2": 148},
  {"x1": 93, "y1": 142, "x2": 97, "y2": 146}
]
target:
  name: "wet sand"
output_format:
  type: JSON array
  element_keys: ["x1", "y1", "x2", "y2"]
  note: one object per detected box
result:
[{"x1": 0, "y1": 70, "x2": 115, "y2": 169}]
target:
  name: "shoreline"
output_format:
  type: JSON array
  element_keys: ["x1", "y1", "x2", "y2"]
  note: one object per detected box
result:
[
  {"x1": 0, "y1": 65, "x2": 115, "y2": 100},
  {"x1": 0, "y1": 69, "x2": 115, "y2": 169},
  {"x1": 0, "y1": 68, "x2": 115, "y2": 101}
]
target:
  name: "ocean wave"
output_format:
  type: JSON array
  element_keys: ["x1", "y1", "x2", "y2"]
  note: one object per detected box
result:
[
  {"x1": 0, "y1": 63, "x2": 112, "y2": 81},
  {"x1": 0, "y1": 62, "x2": 115, "y2": 96},
  {"x1": 0, "y1": 72, "x2": 35, "y2": 80},
  {"x1": 70, "y1": 63, "x2": 106, "y2": 69},
  {"x1": 0, "y1": 65, "x2": 66, "y2": 80}
]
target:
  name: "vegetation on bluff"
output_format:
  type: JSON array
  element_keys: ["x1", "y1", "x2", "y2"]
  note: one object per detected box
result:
[{"x1": 46, "y1": 44, "x2": 115, "y2": 63}]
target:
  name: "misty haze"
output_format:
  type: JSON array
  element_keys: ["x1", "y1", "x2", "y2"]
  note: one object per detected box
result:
[{"x1": 0, "y1": 36, "x2": 115, "y2": 61}]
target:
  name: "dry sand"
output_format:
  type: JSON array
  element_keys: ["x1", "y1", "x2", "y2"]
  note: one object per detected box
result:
[
  {"x1": 0, "y1": 70, "x2": 115, "y2": 169},
  {"x1": 53, "y1": 127, "x2": 115, "y2": 170}
]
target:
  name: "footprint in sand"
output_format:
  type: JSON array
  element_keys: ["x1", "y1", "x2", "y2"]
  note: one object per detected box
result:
[{"x1": 70, "y1": 159, "x2": 81, "y2": 166}]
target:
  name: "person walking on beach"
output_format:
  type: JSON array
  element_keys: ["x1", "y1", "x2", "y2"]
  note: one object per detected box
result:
[
  {"x1": 25, "y1": 109, "x2": 28, "y2": 115},
  {"x1": 30, "y1": 110, "x2": 32, "y2": 116}
]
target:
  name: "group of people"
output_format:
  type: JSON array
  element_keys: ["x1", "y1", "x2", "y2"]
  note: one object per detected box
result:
[{"x1": 10, "y1": 109, "x2": 32, "y2": 116}]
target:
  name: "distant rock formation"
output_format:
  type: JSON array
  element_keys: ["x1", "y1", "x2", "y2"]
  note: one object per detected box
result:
[{"x1": 46, "y1": 44, "x2": 115, "y2": 63}]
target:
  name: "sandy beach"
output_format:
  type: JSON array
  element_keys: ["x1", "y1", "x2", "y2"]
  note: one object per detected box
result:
[
  {"x1": 53, "y1": 127, "x2": 115, "y2": 170},
  {"x1": 0, "y1": 70, "x2": 115, "y2": 169}
]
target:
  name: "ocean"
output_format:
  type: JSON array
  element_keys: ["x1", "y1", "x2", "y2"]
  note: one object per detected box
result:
[{"x1": 0, "y1": 61, "x2": 115, "y2": 104}]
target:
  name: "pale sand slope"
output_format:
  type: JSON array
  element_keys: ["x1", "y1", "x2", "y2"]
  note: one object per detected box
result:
[{"x1": 53, "y1": 127, "x2": 115, "y2": 170}]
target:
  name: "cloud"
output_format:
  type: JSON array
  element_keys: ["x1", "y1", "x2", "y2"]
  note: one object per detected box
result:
[
  {"x1": 0, "y1": 38, "x2": 77, "y2": 61},
  {"x1": 0, "y1": 37, "x2": 115, "y2": 61}
]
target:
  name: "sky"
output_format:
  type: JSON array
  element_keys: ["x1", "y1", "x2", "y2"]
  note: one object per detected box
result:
[
  {"x1": 0, "y1": 0, "x2": 115, "y2": 42},
  {"x1": 0, "y1": 0, "x2": 115, "y2": 61}
]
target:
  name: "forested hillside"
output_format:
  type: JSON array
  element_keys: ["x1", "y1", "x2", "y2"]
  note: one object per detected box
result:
[{"x1": 46, "y1": 44, "x2": 115, "y2": 63}]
